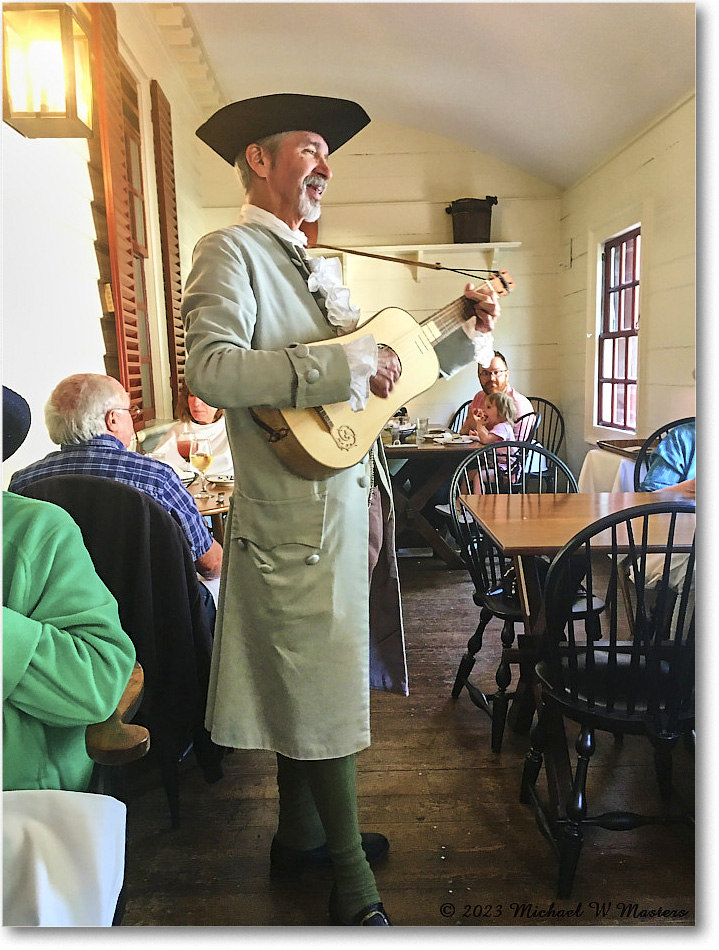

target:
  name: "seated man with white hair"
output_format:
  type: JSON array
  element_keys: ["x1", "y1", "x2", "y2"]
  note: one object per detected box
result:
[{"x1": 8, "y1": 374, "x2": 223, "y2": 605}]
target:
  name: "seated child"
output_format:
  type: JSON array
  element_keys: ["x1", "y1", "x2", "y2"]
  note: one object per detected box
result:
[{"x1": 467, "y1": 391, "x2": 518, "y2": 492}]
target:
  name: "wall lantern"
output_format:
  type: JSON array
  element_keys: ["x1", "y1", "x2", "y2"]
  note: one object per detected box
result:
[{"x1": 2, "y1": 3, "x2": 93, "y2": 138}]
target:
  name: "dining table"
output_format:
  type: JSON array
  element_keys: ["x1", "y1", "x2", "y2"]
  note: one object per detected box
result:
[
  {"x1": 577, "y1": 441, "x2": 647, "y2": 492},
  {"x1": 189, "y1": 478, "x2": 232, "y2": 545},
  {"x1": 458, "y1": 489, "x2": 695, "y2": 814},
  {"x1": 384, "y1": 435, "x2": 480, "y2": 568}
]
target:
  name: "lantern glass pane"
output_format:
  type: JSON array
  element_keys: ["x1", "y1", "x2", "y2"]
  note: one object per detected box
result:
[
  {"x1": 4, "y1": 8, "x2": 65, "y2": 114},
  {"x1": 72, "y1": 18, "x2": 91, "y2": 129}
]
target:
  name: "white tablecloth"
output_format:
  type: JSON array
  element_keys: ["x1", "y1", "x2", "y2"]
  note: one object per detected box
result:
[
  {"x1": 3, "y1": 789, "x2": 126, "y2": 926},
  {"x1": 577, "y1": 448, "x2": 645, "y2": 492}
]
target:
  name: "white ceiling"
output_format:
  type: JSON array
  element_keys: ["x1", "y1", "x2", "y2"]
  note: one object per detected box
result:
[{"x1": 182, "y1": 1, "x2": 696, "y2": 189}]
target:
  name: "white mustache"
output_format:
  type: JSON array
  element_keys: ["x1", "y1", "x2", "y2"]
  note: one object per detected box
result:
[{"x1": 304, "y1": 175, "x2": 326, "y2": 196}]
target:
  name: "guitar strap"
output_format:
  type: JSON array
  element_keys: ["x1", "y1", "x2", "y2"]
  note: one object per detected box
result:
[
  {"x1": 266, "y1": 231, "x2": 335, "y2": 330},
  {"x1": 248, "y1": 232, "x2": 336, "y2": 447}
]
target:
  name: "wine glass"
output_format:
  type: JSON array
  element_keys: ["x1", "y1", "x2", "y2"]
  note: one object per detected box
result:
[
  {"x1": 189, "y1": 437, "x2": 214, "y2": 497},
  {"x1": 176, "y1": 423, "x2": 192, "y2": 462}
]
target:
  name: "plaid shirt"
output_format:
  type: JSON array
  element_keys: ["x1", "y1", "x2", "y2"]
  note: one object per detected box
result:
[{"x1": 8, "y1": 434, "x2": 213, "y2": 562}]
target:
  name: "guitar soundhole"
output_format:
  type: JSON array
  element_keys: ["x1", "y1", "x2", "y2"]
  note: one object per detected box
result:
[{"x1": 335, "y1": 425, "x2": 356, "y2": 450}]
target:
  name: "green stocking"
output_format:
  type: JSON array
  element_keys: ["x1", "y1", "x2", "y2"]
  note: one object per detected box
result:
[{"x1": 303, "y1": 754, "x2": 380, "y2": 920}]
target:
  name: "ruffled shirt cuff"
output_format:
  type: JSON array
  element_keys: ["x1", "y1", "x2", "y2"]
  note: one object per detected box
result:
[
  {"x1": 342, "y1": 334, "x2": 378, "y2": 411},
  {"x1": 461, "y1": 317, "x2": 495, "y2": 366}
]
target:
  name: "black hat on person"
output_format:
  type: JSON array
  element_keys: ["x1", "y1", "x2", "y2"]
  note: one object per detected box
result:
[
  {"x1": 3, "y1": 386, "x2": 31, "y2": 461},
  {"x1": 196, "y1": 93, "x2": 370, "y2": 165}
]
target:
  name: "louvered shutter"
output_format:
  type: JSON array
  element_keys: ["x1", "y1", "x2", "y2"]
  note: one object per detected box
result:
[
  {"x1": 150, "y1": 79, "x2": 185, "y2": 416},
  {"x1": 90, "y1": 3, "x2": 142, "y2": 409}
]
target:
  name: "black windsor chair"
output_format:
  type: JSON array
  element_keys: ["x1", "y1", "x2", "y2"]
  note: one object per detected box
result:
[
  {"x1": 633, "y1": 416, "x2": 696, "y2": 490},
  {"x1": 448, "y1": 442, "x2": 604, "y2": 752},
  {"x1": 526, "y1": 396, "x2": 566, "y2": 458},
  {"x1": 514, "y1": 410, "x2": 541, "y2": 443},
  {"x1": 448, "y1": 399, "x2": 472, "y2": 433},
  {"x1": 520, "y1": 499, "x2": 695, "y2": 898}
]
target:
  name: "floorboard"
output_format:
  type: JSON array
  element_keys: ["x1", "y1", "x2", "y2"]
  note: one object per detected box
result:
[{"x1": 121, "y1": 556, "x2": 695, "y2": 927}]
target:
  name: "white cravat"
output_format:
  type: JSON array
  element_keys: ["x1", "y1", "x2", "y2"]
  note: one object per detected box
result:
[{"x1": 238, "y1": 204, "x2": 308, "y2": 246}]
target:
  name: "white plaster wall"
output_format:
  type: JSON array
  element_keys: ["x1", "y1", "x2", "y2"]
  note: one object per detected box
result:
[
  {"x1": 557, "y1": 95, "x2": 696, "y2": 474},
  {"x1": 2, "y1": 127, "x2": 104, "y2": 485}
]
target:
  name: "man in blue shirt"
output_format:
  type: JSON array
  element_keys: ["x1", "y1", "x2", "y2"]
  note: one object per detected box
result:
[
  {"x1": 639, "y1": 419, "x2": 696, "y2": 495},
  {"x1": 8, "y1": 374, "x2": 223, "y2": 582}
]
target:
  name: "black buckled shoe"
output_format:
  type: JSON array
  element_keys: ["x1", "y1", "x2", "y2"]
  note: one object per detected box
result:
[
  {"x1": 270, "y1": 832, "x2": 389, "y2": 878},
  {"x1": 328, "y1": 883, "x2": 392, "y2": 926}
]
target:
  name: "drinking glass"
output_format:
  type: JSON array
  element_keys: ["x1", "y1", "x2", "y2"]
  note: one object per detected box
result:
[
  {"x1": 189, "y1": 437, "x2": 214, "y2": 497},
  {"x1": 176, "y1": 423, "x2": 192, "y2": 461}
]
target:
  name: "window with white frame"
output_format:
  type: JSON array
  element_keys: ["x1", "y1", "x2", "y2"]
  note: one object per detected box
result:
[{"x1": 597, "y1": 226, "x2": 641, "y2": 430}]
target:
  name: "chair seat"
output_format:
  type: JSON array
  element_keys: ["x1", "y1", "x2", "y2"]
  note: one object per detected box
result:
[{"x1": 535, "y1": 649, "x2": 694, "y2": 732}]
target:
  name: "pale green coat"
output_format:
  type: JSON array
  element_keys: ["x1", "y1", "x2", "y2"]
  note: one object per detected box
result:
[{"x1": 182, "y1": 224, "x2": 473, "y2": 759}]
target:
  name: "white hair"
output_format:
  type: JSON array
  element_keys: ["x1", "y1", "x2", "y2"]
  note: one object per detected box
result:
[
  {"x1": 44, "y1": 373, "x2": 125, "y2": 445},
  {"x1": 234, "y1": 131, "x2": 292, "y2": 192}
]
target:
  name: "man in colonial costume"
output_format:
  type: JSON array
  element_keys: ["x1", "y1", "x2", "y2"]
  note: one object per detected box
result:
[{"x1": 182, "y1": 93, "x2": 500, "y2": 925}]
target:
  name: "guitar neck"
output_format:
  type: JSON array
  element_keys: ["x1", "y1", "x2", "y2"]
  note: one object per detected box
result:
[
  {"x1": 419, "y1": 297, "x2": 476, "y2": 346},
  {"x1": 418, "y1": 271, "x2": 512, "y2": 347}
]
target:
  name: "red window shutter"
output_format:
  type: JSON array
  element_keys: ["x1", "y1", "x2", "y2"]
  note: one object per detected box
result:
[
  {"x1": 150, "y1": 79, "x2": 185, "y2": 415},
  {"x1": 90, "y1": 3, "x2": 141, "y2": 407}
]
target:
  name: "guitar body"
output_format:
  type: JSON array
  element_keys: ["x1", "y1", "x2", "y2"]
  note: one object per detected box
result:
[
  {"x1": 251, "y1": 271, "x2": 513, "y2": 480},
  {"x1": 253, "y1": 306, "x2": 442, "y2": 479}
]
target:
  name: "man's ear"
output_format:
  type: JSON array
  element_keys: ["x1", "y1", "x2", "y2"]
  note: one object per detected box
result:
[
  {"x1": 245, "y1": 142, "x2": 269, "y2": 179},
  {"x1": 105, "y1": 409, "x2": 119, "y2": 434}
]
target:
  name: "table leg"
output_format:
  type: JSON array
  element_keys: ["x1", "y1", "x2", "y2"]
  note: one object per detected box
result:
[
  {"x1": 506, "y1": 554, "x2": 544, "y2": 732},
  {"x1": 390, "y1": 456, "x2": 465, "y2": 568}
]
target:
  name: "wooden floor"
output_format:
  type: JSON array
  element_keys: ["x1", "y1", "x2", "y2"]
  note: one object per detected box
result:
[{"x1": 121, "y1": 556, "x2": 695, "y2": 928}]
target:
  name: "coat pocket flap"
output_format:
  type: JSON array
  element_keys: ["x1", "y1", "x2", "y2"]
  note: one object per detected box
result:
[{"x1": 230, "y1": 490, "x2": 327, "y2": 550}]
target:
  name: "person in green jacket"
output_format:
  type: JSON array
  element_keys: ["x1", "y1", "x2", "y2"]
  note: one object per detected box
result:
[{"x1": 3, "y1": 386, "x2": 136, "y2": 792}]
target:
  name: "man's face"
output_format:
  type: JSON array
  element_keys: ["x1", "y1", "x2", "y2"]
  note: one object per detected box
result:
[
  {"x1": 478, "y1": 356, "x2": 509, "y2": 395},
  {"x1": 263, "y1": 130, "x2": 332, "y2": 230}
]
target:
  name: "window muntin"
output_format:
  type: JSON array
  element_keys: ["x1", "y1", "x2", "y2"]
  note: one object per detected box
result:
[{"x1": 597, "y1": 227, "x2": 640, "y2": 430}]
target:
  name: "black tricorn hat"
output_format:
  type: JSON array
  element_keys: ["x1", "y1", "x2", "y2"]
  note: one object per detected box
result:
[
  {"x1": 196, "y1": 93, "x2": 370, "y2": 165},
  {"x1": 3, "y1": 385, "x2": 31, "y2": 461}
]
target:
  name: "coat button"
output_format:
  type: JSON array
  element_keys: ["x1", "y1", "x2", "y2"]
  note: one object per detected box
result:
[
  {"x1": 358, "y1": 475, "x2": 370, "y2": 488},
  {"x1": 259, "y1": 563, "x2": 274, "y2": 574},
  {"x1": 294, "y1": 343, "x2": 310, "y2": 358},
  {"x1": 305, "y1": 553, "x2": 320, "y2": 565},
  {"x1": 305, "y1": 368, "x2": 320, "y2": 383}
]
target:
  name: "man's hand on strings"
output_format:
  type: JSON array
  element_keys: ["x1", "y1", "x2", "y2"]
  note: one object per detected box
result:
[
  {"x1": 464, "y1": 281, "x2": 500, "y2": 333},
  {"x1": 370, "y1": 347, "x2": 401, "y2": 397}
]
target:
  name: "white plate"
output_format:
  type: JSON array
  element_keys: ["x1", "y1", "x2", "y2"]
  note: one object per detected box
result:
[
  {"x1": 433, "y1": 435, "x2": 473, "y2": 444},
  {"x1": 209, "y1": 473, "x2": 234, "y2": 484},
  {"x1": 180, "y1": 471, "x2": 196, "y2": 485}
]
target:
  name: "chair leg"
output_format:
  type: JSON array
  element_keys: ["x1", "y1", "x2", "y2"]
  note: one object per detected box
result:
[
  {"x1": 653, "y1": 739, "x2": 675, "y2": 801},
  {"x1": 557, "y1": 726, "x2": 595, "y2": 898},
  {"x1": 488, "y1": 620, "x2": 514, "y2": 752},
  {"x1": 520, "y1": 699, "x2": 548, "y2": 804},
  {"x1": 159, "y1": 752, "x2": 181, "y2": 830},
  {"x1": 451, "y1": 607, "x2": 492, "y2": 698},
  {"x1": 491, "y1": 692, "x2": 509, "y2": 753}
]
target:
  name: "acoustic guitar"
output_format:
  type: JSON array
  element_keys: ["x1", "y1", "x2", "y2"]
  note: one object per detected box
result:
[{"x1": 251, "y1": 270, "x2": 514, "y2": 479}]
